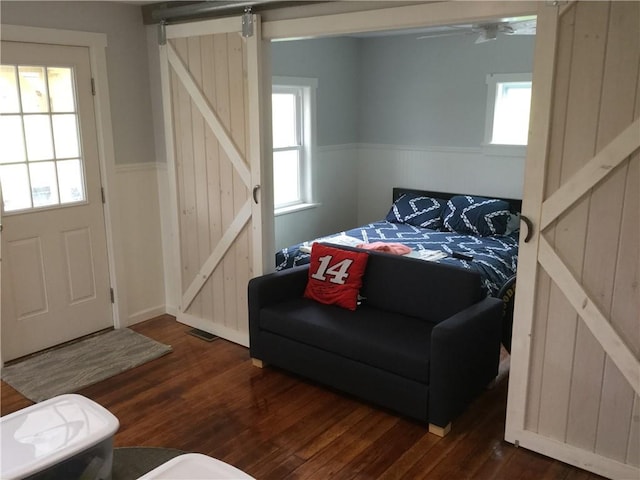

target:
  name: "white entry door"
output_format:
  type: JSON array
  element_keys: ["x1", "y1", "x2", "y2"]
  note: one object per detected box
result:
[
  {"x1": 0, "y1": 41, "x2": 112, "y2": 361},
  {"x1": 160, "y1": 15, "x2": 266, "y2": 346}
]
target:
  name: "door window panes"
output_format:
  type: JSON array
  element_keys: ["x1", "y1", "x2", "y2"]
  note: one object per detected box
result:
[
  {"x1": 0, "y1": 64, "x2": 87, "y2": 213},
  {"x1": 48, "y1": 68, "x2": 75, "y2": 112},
  {"x1": 24, "y1": 115, "x2": 54, "y2": 160},
  {"x1": 0, "y1": 164, "x2": 31, "y2": 211},
  {"x1": 53, "y1": 114, "x2": 79, "y2": 158},
  {"x1": 0, "y1": 65, "x2": 20, "y2": 113},
  {"x1": 57, "y1": 159, "x2": 84, "y2": 203},
  {"x1": 29, "y1": 161, "x2": 59, "y2": 207},
  {"x1": 18, "y1": 66, "x2": 49, "y2": 113},
  {"x1": 0, "y1": 115, "x2": 26, "y2": 163}
]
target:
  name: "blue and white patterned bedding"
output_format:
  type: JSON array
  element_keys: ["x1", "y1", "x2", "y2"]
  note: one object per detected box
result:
[{"x1": 275, "y1": 220, "x2": 519, "y2": 297}]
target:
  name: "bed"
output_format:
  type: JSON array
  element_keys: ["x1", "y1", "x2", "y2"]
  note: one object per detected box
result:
[
  {"x1": 275, "y1": 188, "x2": 523, "y2": 350},
  {"x1": 276, "y1": 188, "x2": 521, "y2": 297}
]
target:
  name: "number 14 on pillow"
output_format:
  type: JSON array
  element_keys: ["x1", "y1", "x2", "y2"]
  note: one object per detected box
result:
[
  {"x1": 311, "y1": 255, "x2": 355, "y2": 284},
  {"x1": 304, "y1": 243, "x2": 369, "y2": 310}
]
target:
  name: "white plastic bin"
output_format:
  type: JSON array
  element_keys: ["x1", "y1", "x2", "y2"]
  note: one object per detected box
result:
[
  {"x1": 0, "y1": 394, "x2": 119, "y2": 480},
  {"x1": 137, "y1": 453, "x2": 255, "y2": 479}
]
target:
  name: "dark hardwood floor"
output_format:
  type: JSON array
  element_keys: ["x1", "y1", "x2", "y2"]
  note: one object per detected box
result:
[{"x1": 1, "y1": 315, "x2": 604, "y2": 479}]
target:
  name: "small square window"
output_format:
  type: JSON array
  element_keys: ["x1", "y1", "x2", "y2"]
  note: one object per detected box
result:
[{"x1": 485, "y1": 73, "x2": 532, "y2": 147}]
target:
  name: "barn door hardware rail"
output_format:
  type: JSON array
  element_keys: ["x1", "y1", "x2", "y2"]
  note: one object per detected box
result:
[{"x1": 145, "y1": 1, "x2": 318, "y2": 25}]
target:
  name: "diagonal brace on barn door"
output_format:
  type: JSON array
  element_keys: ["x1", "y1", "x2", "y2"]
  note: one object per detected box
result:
[
  {"x1": 181, "y1": 198, "x2": 252, "y2": 312},
  {"x1": 538, "y1": 237, "x2": 640, "y2": 396},
  {"x1": 167, "y1": 42, "x2": 251, "y2": 188},
  {"x1": 541, "y1": 119, "x2": 640, "y2": 230}
]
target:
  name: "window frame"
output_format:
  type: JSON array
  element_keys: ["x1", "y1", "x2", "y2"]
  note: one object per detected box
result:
[
  {"x1": 483, "y1": 72, "x2": 532, "y2": 156},
  {"x1": 0, "y1": 63, "x2": 88, "y2": 214},
  {"x1": 272, "y1": 76, "x2": 317, "y2": 215}
]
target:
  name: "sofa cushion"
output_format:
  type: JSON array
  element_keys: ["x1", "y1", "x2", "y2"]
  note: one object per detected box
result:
[
  {"x1": 304, "y1": 243, "x2": 369, "y2": 310},
  {"x1": 342, "y1": 247, "x2": 483, "y2": 323},
  {"x1": 260, "y1": 298, "x2": 433, "y2": 383}
]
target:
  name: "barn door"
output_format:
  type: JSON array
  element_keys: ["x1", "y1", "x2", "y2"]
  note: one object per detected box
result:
[
  {"x1": 506, "y1": 2, "x2": 639, "y2": 478},
  {"x1": 160, "y1": 15, "x2": 265, "y2": 346}
]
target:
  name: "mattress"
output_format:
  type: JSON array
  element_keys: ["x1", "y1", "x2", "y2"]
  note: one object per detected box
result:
[{"x1": 275, "y1": 220, "x2": 519, "y2": 297}]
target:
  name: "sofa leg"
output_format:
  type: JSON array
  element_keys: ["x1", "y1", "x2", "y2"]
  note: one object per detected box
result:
[
  {"x1": 429, "y1": 422, "x2": 451, "y2": 437},
  {"x1": 251, "y1": 358, "x2": 266, "y2": 368}
]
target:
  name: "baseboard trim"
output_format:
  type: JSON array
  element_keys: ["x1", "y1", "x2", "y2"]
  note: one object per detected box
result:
[
  {"x1": 114, "y1": 162, "x2": 160, "y2": 174},
  {"x1": 177, "y1": 312, "x2": 249, "y2": 348},
  {"x1": 127, "y1": 305, "x2": 167, "y2": 326}
]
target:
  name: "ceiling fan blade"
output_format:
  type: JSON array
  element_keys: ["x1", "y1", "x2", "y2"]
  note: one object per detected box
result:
[{"x1": 416, "y1": 31, "x2": 470, "y2": 40}]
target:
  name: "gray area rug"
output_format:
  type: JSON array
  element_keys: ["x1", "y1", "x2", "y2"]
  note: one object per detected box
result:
[
  {"x1": 1, "y1": 329, "x2": 172, "y2": 402},
  {"x1": 112, "y1": 447, "x2": 185, "y2": 480}
]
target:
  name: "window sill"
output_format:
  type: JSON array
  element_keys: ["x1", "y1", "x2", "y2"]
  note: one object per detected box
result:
[
  {"x1": 482, "y1": 144, "x2": 527, "y2": 157},
  {"x1": 275, "y1": 202, "x2": 320, "y2": 217}
]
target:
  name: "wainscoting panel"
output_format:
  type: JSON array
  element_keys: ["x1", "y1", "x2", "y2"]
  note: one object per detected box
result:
[
  {"x1": 115, "y1": 163, "x2": 166, "y2": 325},
  {"x1": 357, "y1": 144, "x2": 525, "y2": 224}
]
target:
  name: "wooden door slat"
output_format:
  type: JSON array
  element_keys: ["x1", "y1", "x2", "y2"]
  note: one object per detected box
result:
[
  {"x1": 541, "y1": 119, "x2": 640, "y2": 230},
  {"x1": 168, "y1": 42, "x2": 251, "y2": 188},
  {"x1": 181, "y1": 199, "x2": 251, "y2": 312},
  {"x1": 538, "y1": 237, "x2": 640, "y2": 396}
]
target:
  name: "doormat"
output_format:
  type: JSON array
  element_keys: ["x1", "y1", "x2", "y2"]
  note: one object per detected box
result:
[{"x1": 1, "y1": 328, "x2": 172, "y2": 402}]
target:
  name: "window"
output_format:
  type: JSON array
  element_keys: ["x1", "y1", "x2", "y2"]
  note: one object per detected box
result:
[
  {"x1": 484, "y1": 73, "x2": 532, "y2": 147},
  {"x1": 0, "y1": 64, "x2": 86, "y2": 213},
  {"x1": 272, "y1": 77, "x2": 316, "y2": 213}
]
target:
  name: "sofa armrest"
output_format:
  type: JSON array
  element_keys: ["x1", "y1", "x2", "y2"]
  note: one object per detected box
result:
[
  {"x1": 428, "y1": 296, "x2": 503, "y2": 428},
  {"x1": 248, "y1": 265, "x2": 309, "y2": 358}
]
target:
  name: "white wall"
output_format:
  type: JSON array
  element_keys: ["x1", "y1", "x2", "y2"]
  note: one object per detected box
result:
[
  {"x1": 115, "y1": 164, "x2": 165, "y2": 323},
  {"x1": 357, "y1": 144, "x2": 525, "y2": 224},
  {"x1": 1, "y1": 1, "x2": 166, "y2": 324}
]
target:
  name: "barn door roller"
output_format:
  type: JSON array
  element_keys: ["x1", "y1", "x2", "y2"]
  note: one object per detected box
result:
[{"x1": 242, "y1": 7, "x2": 254, "y2": 37}]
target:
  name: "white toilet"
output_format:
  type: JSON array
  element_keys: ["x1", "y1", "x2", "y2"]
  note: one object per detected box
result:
[
  {"x1": 137, "y1": 453, "x2": 255, "y2": 479},
  {"x1": 0, "y1": 394, "x2": 119, "y2": 480}
]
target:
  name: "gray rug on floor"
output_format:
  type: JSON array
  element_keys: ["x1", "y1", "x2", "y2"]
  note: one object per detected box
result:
[
  {"x1": 112, "y1": 447, "x2": 185, "y2": 480},
  {"x1": 1, "y1": 329, "x2": 172, "y2": 402}
]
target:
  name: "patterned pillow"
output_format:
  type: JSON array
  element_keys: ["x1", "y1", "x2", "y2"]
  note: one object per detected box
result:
[
  {"x1": 385, "y1": 193, "x2": 444, "y2": 229},
  {"x1": 442, "y1": 195, "x2": 511, "y2": 236},
  {"x1": 304, "y1": 243, "x2": 369, "y2": 310}
]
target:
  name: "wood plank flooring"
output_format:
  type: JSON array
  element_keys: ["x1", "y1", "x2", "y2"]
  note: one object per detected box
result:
[{"x1": 1, "y1": 315, "x2": 605, "y2": 479}]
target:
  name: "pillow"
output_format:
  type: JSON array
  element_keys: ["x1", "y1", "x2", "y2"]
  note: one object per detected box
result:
[
  {"x1": 304, "y1": 243, "x2": 369, "y2": 310},
  {"x1": 505, "y1": 212, "x2": 521, "y2": 235},
  {"x1": 385, "y1": 193, "x2": 444, "y2": 229},
  {"x1": 442, "y1": 195, "x2": 511, "y2": 236}
]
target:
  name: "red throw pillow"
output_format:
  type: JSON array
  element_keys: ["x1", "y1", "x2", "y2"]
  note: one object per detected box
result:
[{"x1": 304, "y1": 243, "x2": 369, "y2": 310}]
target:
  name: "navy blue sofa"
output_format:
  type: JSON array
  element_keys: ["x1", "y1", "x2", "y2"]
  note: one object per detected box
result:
[{"x1": 248, "y1": 244, "x2": 503, "y2": 435}]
